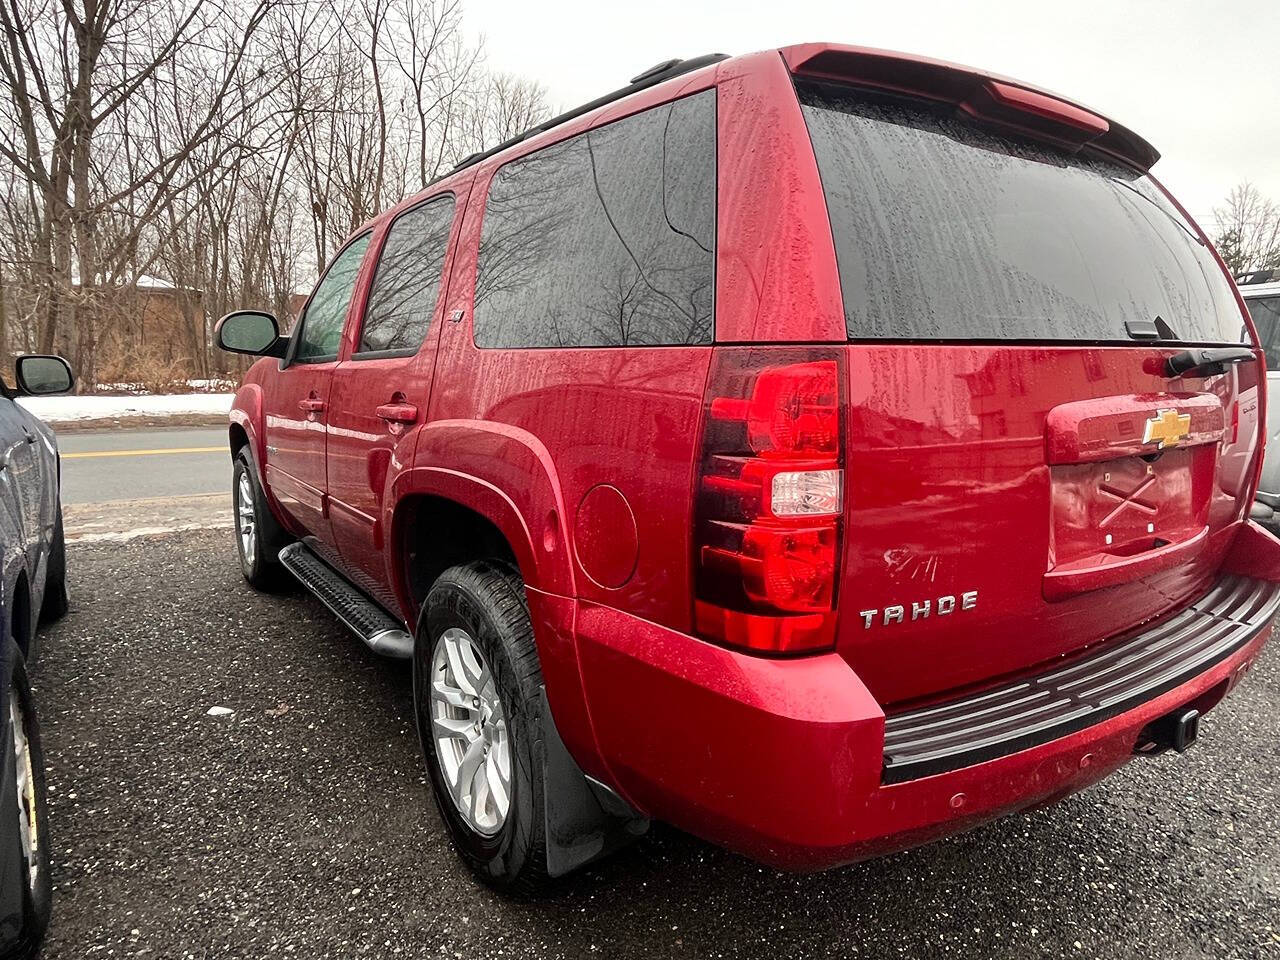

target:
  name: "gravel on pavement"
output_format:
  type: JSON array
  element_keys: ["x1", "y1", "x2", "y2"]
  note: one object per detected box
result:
[{"x1": 31, "y1": 530, "x2": 1280, "y2": 959}]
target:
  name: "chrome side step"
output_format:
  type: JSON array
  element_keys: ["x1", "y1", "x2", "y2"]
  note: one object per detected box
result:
[{"x1": 277, "y1": 542, "x2": 414, "y2": 659}]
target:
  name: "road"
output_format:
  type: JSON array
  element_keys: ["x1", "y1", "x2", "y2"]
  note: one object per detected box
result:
[
  {"x1": 28, "y1": 426, "x2": 1280, "y2": 958},
  {"x1": 56, "y1": 426, "x2": 228, "y2": 504},
  {"x1": 54, "y1": 425, "x2": 231, "y2": 541}
]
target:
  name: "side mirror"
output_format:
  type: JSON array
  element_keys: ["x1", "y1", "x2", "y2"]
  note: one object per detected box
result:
[
  {"x1": 15, "y1": 355, "x2": 74, "y2": 396},
  {"x1": 216, "y1": 310, "x2": 286, "y2": 358}
]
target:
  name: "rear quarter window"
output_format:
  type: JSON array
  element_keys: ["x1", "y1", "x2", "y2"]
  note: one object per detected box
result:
[
  {"x1": 797, "y1": 80, "x2": 1242, "y2": 345},
  {"x1": 473, "y1": 89, "x2": 716, "y2": 348}
]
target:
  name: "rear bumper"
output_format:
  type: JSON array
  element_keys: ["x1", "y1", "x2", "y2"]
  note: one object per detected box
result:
[
  {"x1": 882, "y1": 575, "x2": 1280, "y2": 782},
  {"x1": 574, "y1": 575, "x2": 1276, "y2": 871}
]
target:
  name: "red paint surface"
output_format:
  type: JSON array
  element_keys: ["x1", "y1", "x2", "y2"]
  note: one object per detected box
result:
[
  {"x1": 1044, "y1": 392, "x2": 1224, "y2": 465},
  {"x1": 982, "y1": 80, "x2": 1110, "y2": 135},
  {"x1": 1224, "y1": 520, "x2": 1280, "y2": 581},
  {"x1": 574, "y1": 485, "x2": 638, "y2": 590},
  {"x1": 835, "y1": 345, "x2": 1257, "y2": 704},
  {"x1": 228, "y1": 43, "x2": 1276, "y2": 870},
  {"x1": 576, "y1": 599, "x2": 1269, "y2": 869}
]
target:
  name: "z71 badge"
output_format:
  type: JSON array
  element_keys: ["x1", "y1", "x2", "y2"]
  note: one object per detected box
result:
[{"x1": 858, "y1": 590, "x2": 978, "y2": 629}]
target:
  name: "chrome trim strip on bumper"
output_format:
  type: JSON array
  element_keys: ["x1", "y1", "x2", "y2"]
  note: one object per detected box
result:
[{"x1": 882, "y1": 575, "x2": 1280, "y2": 784}]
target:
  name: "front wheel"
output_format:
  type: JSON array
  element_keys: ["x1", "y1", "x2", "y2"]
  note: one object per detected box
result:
[
  {"x1": 414, "y1": 561, "x2": 551, "y2": 894},
  {"x1": 7, "y1": 641, "x2": 52, "y2": 958},
  {"x1": 232, "y1": 450, "x2": 288, "y2": 591}
]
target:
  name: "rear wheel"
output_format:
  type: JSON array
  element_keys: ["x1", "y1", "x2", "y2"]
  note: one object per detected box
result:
[
  {"x1": 413, "y1": 562, "x2": 551, "y2": 894},
  {"x1": 232, "y1": 450, "x2": 288, "y2": 591},
  {"x1": 7, "y1": 641, "x2": 51, "y2": 958}
]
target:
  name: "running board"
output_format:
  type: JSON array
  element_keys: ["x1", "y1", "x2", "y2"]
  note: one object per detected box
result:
[{"x1": 277, "y1": 543, "x2": 414, "y2": 659}]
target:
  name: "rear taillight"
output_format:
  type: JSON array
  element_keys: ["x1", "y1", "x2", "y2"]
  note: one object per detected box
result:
[{"x1": 693, "y1": 348, "x2": 845, "y2": 654}]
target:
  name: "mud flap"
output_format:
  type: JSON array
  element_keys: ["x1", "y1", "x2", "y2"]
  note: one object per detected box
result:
[
  {"x1": 1222, "y1": 520, "x2": 1280, "y2": 581},
  {"x1": 536, "y1": 687, "x2": 649, "y2": 877}
]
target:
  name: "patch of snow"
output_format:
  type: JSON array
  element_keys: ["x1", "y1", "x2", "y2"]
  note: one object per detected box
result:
[
  {"x1": 92, "y1": 377, "x2": 236, "y2": 396},
  {"x1": 68, "y1": 519, "x2": 234, "y2": 543},
  {"x1": 18, "y1": 393, "x2": 232, "y2": 423},
  {"x1": 70, "y1": 271, "x2": 197, "y2": 292},
  {"x1": 134, "y1": 274, "x2": 177, "y2": 289}
]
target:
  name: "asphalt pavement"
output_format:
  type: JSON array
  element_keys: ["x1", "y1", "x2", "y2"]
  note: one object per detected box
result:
[
  {"x1": 27, "y1": 529, "x2": 1280, "y2": 959},
  {"x1": 24, "y1": 424, "x2": 1280, "y2": 958},
  {"x1": 55, "y1": 426, "x2": 228, "y2": 504}
]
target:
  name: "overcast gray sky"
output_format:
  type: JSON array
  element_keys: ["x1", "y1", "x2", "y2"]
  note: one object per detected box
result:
[{"x1": 466, "y1": 0, "x2": 1278, "y2": 230}]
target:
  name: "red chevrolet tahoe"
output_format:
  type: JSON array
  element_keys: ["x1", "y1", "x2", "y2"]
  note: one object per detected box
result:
[{"x1": 216, "y1": 43, "x2": 1280, "y2": 892}]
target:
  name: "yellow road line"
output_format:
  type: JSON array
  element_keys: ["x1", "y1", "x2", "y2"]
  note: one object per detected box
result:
[{"x1": 62, "y1": 446, "x2": 225, "y2": 459}]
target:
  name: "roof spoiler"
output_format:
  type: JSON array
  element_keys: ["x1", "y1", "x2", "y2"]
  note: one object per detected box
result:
[{"x1": 782, "y1": 44, "x2": 1159, "y2": 171}]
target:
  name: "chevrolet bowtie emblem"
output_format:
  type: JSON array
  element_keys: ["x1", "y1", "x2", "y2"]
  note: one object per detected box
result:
[{"x1": 1142, "y1": 408, "x2": 1191, "y2": 449}]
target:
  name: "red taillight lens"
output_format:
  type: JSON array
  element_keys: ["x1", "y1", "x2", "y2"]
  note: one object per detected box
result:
[
  {"x1": 693, "y1": 348, "x2": 845, "y2": 654},
  {"x1": 709, "y1": 360, "x2": 841, "y2": 456}
]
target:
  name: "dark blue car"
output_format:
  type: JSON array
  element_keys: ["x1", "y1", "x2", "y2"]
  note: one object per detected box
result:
[
  {"x1": 0, "y1": 614, "x2": 50, "y2": 960},
  {"x1": 0, "y1": 354, "x2": 75, "y2": 959}
]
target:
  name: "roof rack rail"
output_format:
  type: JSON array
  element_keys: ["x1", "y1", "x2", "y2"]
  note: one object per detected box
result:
[
  {"x1": 631, "y1": 59, "x2": 683, "y2": 84},
  {"x1": 451, "y1": 53, "x2": 728, "y2": 174}
]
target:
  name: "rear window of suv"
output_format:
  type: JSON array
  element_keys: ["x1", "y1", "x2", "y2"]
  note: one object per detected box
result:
[{"x1": 797, "y1": 80, "x2": 1242, "y2": 345}]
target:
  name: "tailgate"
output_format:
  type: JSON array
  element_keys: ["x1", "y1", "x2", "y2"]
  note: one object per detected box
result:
[
  {"x1": 793, "y1": 74, "x2": 1262, "y2": 705},
  {"x1": 837, "y1": 344, "x2": 1262, "y2": 704}
]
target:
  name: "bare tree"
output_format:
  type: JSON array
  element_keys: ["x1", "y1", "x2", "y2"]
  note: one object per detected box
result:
[
  {"x1": 0, "y1": 0, "x2": 286, "y2": 382},
  {"x1": 453, "y1": 71, "x2": 551, "y2": 161},
  {"x1": 0, "y1": 0, "x2": 551, "y2": 389},
  {"x1": 387, "y1": 0, "x2": 480, "y2": 185},
  {"x1": 1213, "y1": 182, "x2": 1280, "y2": 278}
]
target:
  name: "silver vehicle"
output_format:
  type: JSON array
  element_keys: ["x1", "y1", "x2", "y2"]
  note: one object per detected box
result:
[{"x1": 1245, "y1": 280, "x2": 1280, "y2": 528}]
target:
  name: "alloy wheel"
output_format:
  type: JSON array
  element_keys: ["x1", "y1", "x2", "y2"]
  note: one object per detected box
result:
[
  {"x1": 429, "y1": 628, "x2": 511, "y2": 836},
  {"x1": 10, "y1": 686, "x2": 39, "y2": 891},
  {"x1": 236, "y1": 470, "x2": 256, "y2": 568}
]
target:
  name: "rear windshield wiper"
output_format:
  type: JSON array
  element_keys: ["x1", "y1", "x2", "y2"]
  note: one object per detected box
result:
[
  {"x1": 1128, "y1": 316, "x2": 1257, "y2": 376},
  {"x1": 1125, "y1": 315, "x2": 1181, "y2": 341},
  {"x1": 1164, "y1": 346, "x2": 1255, "y2": 378}
]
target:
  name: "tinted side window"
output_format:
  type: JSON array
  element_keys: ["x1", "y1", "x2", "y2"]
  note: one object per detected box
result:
[
  {"x1": 1247, "y1": 296, "x2": 1280, "y2": 371},
  {"x1": 296, "y1": 234, "x2": 371, "y2": 361},
  {"x1": 474, "y1": 89, "x2": 715, "y2": 348},
  {"x1": 359, "y1": 196, "x2": 455, "y2": 355}
]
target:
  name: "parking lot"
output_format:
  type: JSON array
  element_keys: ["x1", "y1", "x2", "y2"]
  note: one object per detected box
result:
[{"x1": 24, "y1": 517, "x2": 1277, "y2": 959}]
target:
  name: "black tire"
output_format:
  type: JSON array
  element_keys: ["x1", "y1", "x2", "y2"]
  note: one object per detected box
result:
[
  {"x1": 232, "y1": 449, "x2": 289, "y2": 591},
  {"x1": 5, "y1": 641, "x2": 52, "y2": 959},
  {"x1": 38, "y1": 506, "x2": 69, "y2": 625},
  {"x1": 413, "y1": 561, "x2": 551, "y2": 894}
]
